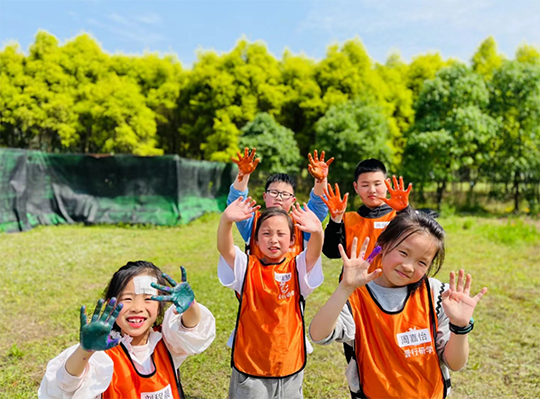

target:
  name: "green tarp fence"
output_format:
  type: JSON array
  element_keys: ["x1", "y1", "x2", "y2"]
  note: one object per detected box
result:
[{"x1": 0, "y1": 148, "x2": 235, "y2": 233}]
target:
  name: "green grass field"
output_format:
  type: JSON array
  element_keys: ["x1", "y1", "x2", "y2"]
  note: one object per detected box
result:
[{"x1": 1, "y1": 214, "x2": 539, "y2": 398}]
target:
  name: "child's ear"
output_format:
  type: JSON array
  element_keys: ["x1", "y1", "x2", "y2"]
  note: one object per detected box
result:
[{"x1": 353, "y1": 181, "x2": 359, "y2": 194}]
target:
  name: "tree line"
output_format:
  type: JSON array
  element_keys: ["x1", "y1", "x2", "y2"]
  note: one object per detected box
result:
[{"x1": 1, "y1": 32, "x2": 539, "y2": 211}]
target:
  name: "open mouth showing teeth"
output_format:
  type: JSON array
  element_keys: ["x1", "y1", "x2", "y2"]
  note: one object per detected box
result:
[{"x1": 127, "y1": 318, "x2": 146, "y2": 327}]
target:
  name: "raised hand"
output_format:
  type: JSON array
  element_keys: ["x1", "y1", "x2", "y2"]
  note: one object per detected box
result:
[
  {"x1": 442, "y1": 270, "x2": 488, "y2": 327},
  {"x1": 308, "y1": 150, "x2": 334, "y2": 183},
  {"x1": 151, "y1": 266, "x2": 194, "y2": 314},
  {"x1": 223, "y1": 197, "x2": 260, "y2": 223},
  {"x1": 320, "y1": 183, "x2": 349, "y2": 220},
  {"x1": 231, "y1": 147, "x2": 260, "y2": 181},
  {"x1": 379, "y1": 175, "x2": 412, "y2": 211},
  {"x1": 80, "y1": 298, "x2": 123, "y2": 352},
  {"x1": 338, "y1": 237, "x2": 382, "y2": 294},
  {"x1": 290, "y1": 202, "x2": 322, "y2": 234}
]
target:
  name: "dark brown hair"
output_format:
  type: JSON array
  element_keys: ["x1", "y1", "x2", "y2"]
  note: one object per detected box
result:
[
  {"x1": 254, "y1": 208, "x2": 295, "y2": 242},
  {"x1": 376, "y1": 209, "x2": 445, "y2": 292}
]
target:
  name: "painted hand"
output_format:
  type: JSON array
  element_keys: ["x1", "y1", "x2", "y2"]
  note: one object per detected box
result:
[
  {"x1": 231, "y1": 147, "x2": 260, "y2": 181},
  {"x1": 308, "y1": 150, "x2": 334, "y2": 183},
  {"x1": 290, "y1": 202, "x2": 322, "y2": 234},
  {"x1": 80, "y1": 298, "x2": 123, "y2": 352},
  {"x1": 339, "y1": 237, "x2": 382, "y2": 293},
  {"x1": 442, "y1": 269, "x2": 487, "y2": 327},
  {"x1": 379, "y1": 175, "x2": 412, "y2": 211},
  {"x1": 151, "y1": 266, "x2": 195, "y2": 314},
  {"x1": 320, "y1": 183, "x2": 349, "y2": 219},
  {"x1": 223, "y1": 196, "x2": 260, "y2": 223}
]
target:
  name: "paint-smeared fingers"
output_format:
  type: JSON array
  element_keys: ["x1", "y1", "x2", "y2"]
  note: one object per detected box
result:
[
  {"x1": 313, "y1": 149, "x2": 319, "y2": 162},
  {"x1": 326, "y1": 156, "x2": 334, "y2": 166},
  {"x1": 151, "y1": 282, "x2": 172, "y2": 292},
  {"x1": 249, "y1": 148, "x2": 256, "y2": 160},
  {"x1": 334, "y1": 183, "x2": 341, "y2": 199},
  {"x1": 100, "y1": 298, "x2": 116, "y2": 322},
  {"x1": 91, "y1": 299, "x2": 105, "y2": 323},
  {"x1": 399, "y1": 176, "x2": 405, "y2": 191},
  {"x1": 327, "y1": 183, "x2": 334, "y2": 197},
  {"x1": 108, "y1": 302, "x2": 123, "y2": 325},
  {"x1": 392, "y1": 175, "x2": 399, "y2": 191},
  {"x1": 80, "y1": 306, "x2": 88, "y2": 327},
  {"x1": 384, "y1": 178, "x2": 392, "y2": 191},
  {"x1": 359, "y1": 237, "x2": 369, "y2": 260},
  {"x1": 151, "y1": 295, "x2": 173, "y2": 302},
  {"x1": 366, "y1": 246, "x2": 382, "y2": 263},
  {"x1": 163, "y1": 272, "x2": 179, "y2": 288},
  {"x1": 320, "y1": 150, "x2": 325, "y2": 163},
  {"x1": 180, "y1": 266, "x2": 188, "y2": 282}
]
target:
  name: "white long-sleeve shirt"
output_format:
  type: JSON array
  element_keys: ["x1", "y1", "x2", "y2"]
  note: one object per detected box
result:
[{"x1": 38, "y1": 303, "x2": 216, "y2": 399}]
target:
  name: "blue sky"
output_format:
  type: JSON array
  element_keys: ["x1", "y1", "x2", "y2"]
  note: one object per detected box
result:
[{"x1": 1, "y1": 0, "x2": 539, "y2": 67}]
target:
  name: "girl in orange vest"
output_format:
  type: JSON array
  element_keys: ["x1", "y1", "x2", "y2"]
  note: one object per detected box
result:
[
  {"x1": 39, "y1": 261, "x2": 215, "y2": 399},
  {"x1": 310, "y1": 209, "x2": 488, "y2": 399},
  {"x1": 218, "y1": 196, "x2": 324, "y2": 399}
]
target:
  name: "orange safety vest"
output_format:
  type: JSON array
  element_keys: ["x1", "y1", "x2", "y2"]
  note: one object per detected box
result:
[
  {"x1": 103, "y1": 339, "x2": 185, "y2": 399},
  {"x1": 343, "y1": 211, "x2": 396, "y2": 273},
  {"x1": 348, "y1": 278, "x2": 448, "y2": 399},
  {"x1": 232, "y1": 255, "x2": 306, "y2": 378},
  {"x1": 247, "y1": 210, "x2": 304, "y2": 259}
]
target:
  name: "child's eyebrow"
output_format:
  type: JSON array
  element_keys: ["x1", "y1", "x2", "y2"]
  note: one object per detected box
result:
[{"x1": 120, "y1": 291, "x2": 135, "y2": 296}]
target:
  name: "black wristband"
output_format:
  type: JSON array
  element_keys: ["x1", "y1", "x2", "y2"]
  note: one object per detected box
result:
[{"x1": 449, "y1": 318, "x2": 474, "y2": 335}]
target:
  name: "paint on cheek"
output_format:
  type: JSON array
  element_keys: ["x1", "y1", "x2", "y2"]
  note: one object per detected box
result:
[
  {"x1": 366, "y1": 246, "x2": 382, "y2": 263},
  {"x1": 133, "y1": 276, "x2": 158, "y2": 295}
]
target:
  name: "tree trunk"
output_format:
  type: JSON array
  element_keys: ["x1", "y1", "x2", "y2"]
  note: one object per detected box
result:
[{"x1": 513, "y1": 171, "x2": 520, "y2": 212}]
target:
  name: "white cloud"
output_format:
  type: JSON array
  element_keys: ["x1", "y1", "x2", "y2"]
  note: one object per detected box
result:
[
  {"x1": 297, "y1": 0, "x2": 539, "y2": 61},
  {"x1": 86, "y1": 12, "x2": 167, "y2": 48}
]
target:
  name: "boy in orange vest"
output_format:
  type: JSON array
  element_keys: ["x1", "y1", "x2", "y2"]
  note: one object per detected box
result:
[
  {"x1": 228, "y1": 148, "x2": 333, "y2": 257},
  {"x1": 321, "y1": 158, "x2": 412, "y2": 265}
]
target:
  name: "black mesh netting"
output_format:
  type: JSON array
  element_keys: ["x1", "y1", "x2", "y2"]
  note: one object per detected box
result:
[{"x1": 0, "y1": 148, "x2": 235, "y2": 232}]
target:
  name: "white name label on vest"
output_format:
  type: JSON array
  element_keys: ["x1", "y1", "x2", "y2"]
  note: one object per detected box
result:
[
  {"x1": 274, "y1": 272, "x2": 292, "y2": 282},
  {"x1": 396, "y1": 328, "x2": 432, "y2": 348},
  {"x1": 141, "y1": 384, "x2": 173, "y2": 399},
  {"x1": 374, "y1": 222, "x2": 390, "y2": 229}
]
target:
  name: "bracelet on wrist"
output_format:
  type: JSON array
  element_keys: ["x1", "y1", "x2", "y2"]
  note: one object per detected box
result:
[{"x1": 449, "y1": 317, "x2": 474, "y2": 335}]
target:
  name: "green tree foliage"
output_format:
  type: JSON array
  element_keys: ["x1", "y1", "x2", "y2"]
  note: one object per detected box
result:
[
  {"x1": 488, "y1": 60, "x2": 540, "y2": 211},
  {"x1": 239, "y1": 112, "x2": 301, "y2": 176},
  {"x1": 472, "y1": 36, "x2": 504, "y2": 80},
  {"x1": 515, "y1": 43, "x2": 540, "y2": 65},
  {"x1": 406, "y1": 53, "x2": 450, "y2": 97},
  {"x1": 314, "y1": 98, "x2": 394, "y2": 188},
  {"x1": 404, "y1": 63, "x2": 498, "y2": 206},
  {"x1": 177, "y1": 39, "x2": 287, "y2": 162}
]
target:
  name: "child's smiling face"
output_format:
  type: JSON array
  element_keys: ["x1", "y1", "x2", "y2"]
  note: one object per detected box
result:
[
  {"x1": 115, "y1": 274, "x2": 160, "y2": 346},
  {"x1": 256, "y1": 214, "x2": 294, "y2": 263},
  {"x1": 376, "y1": 232, "x2": 439, "y2": 288}
]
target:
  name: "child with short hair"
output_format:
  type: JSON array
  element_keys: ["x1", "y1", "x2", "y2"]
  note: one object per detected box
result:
[
  {"x1": 322, "y1": 158, "x2": 412, "y2": 264},
  {"x1": 218, "y1": 196, "x2": 324, "y2": 399},
  {"x1": 310, "y1": 209, "x2": 487, "y2": 398},
  {"x1": 229, "y1": 147, "x2": 332, "y2": 257},
  {"x1": 39, "y1": 261, "x2": 215, "y2": 399}
]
